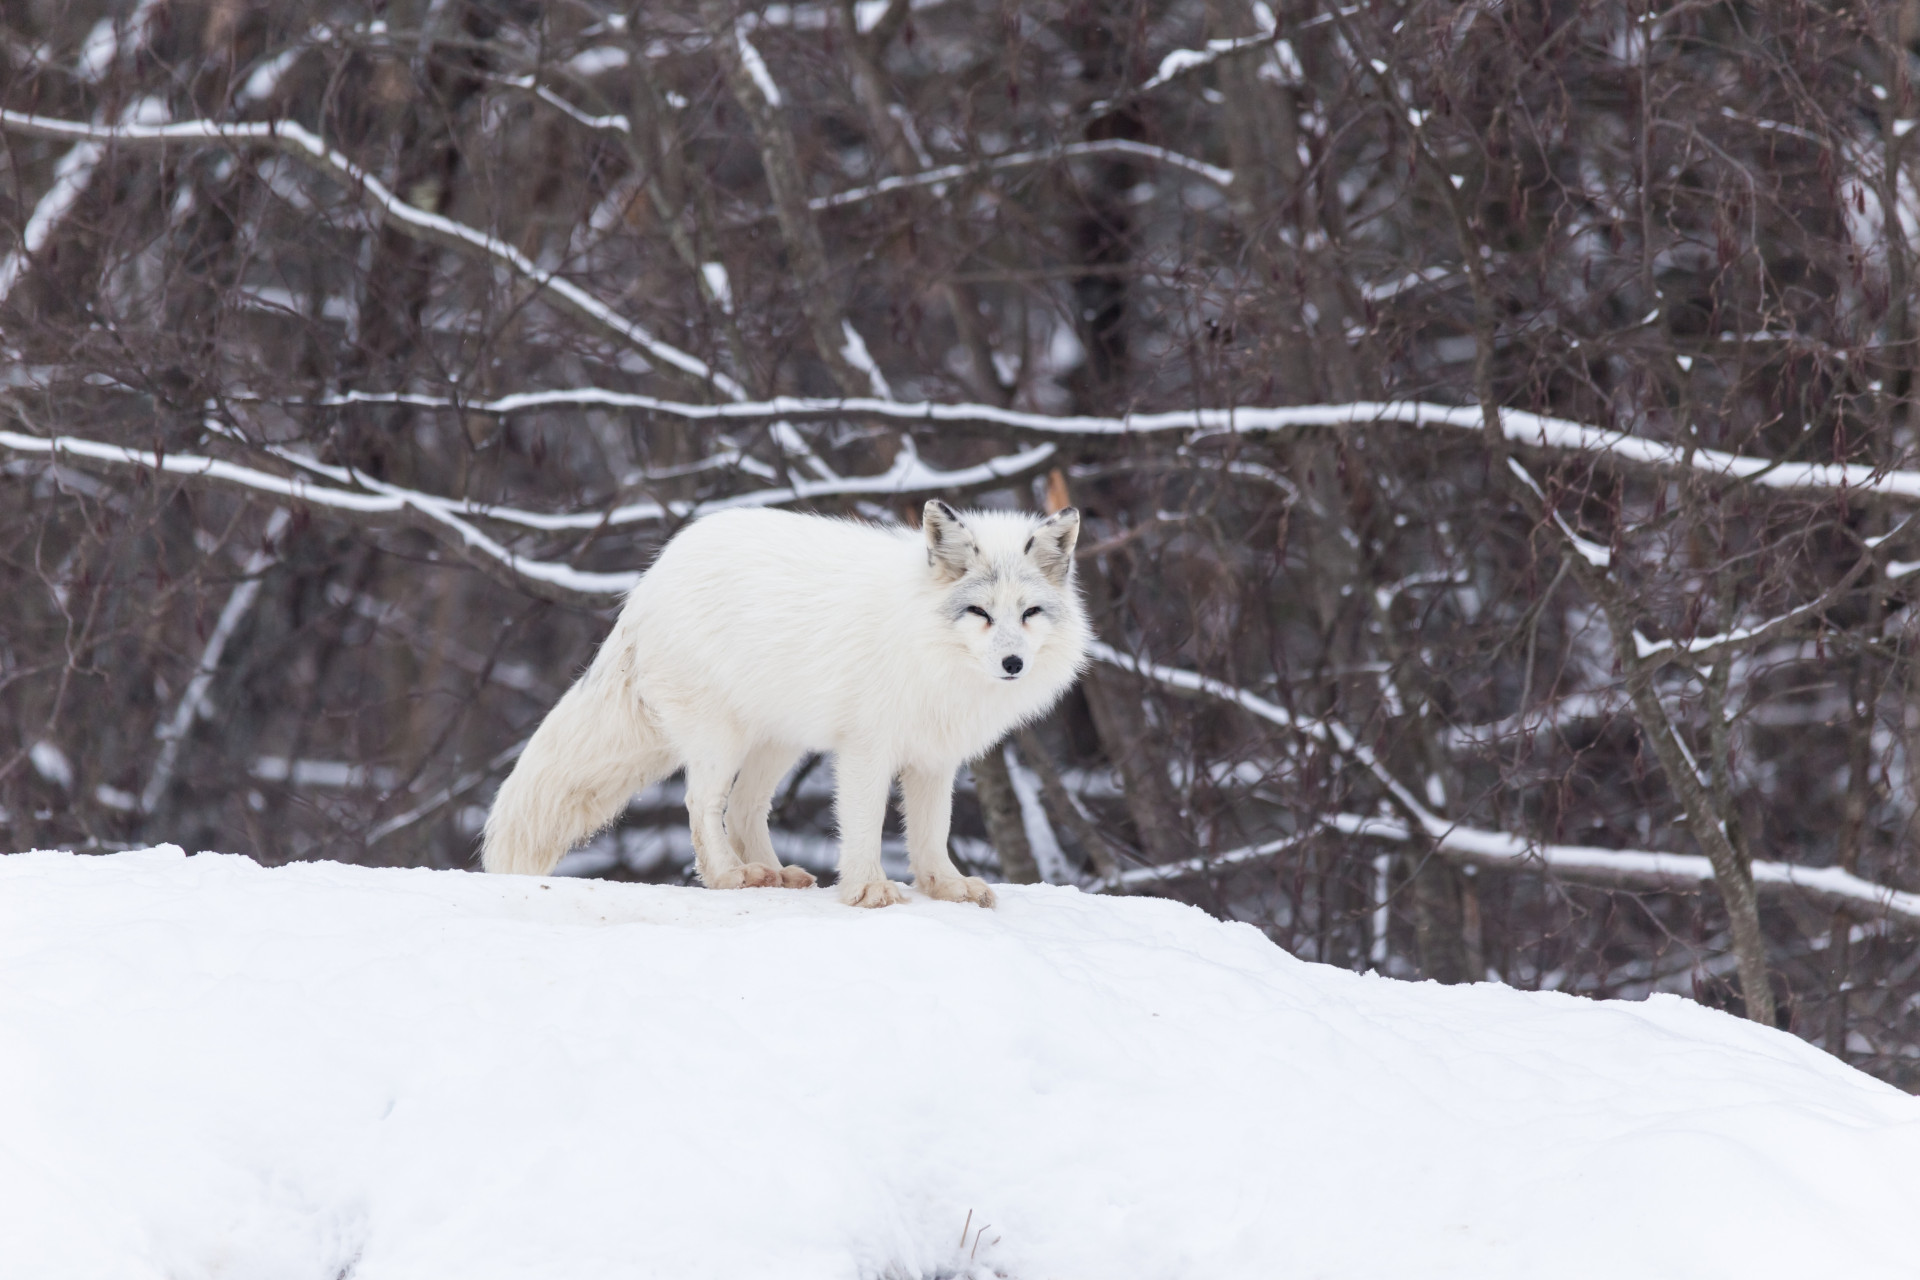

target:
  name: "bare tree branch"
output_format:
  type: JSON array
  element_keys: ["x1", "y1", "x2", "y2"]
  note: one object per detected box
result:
[{"x1": 0, "y1": 109, "x2": 743, "y2": 398}]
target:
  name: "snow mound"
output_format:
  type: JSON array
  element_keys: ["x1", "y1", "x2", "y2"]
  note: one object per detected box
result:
[{"x1": 4, "y1": 848, "x2": 1916, "y2": 1279}]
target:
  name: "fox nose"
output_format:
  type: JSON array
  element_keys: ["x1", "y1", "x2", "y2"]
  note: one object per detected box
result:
[{"x1": 1002, "y1": 655, "x2": 1024, "y2": 675}]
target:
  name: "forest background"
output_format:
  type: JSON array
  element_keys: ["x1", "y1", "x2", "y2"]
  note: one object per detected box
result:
[{"x1": 6, "y1": 0, "x2": 1920, "y2": 1082}]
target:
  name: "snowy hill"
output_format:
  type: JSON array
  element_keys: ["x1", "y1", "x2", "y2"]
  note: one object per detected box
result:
[{"x1": 3, "y1": 849, "x2": 1916, "y2": 1279}]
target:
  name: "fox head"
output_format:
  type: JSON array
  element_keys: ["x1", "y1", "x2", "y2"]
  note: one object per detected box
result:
[{"x1": 924, "y1": 500, "x2": 1083, "y2": 685}]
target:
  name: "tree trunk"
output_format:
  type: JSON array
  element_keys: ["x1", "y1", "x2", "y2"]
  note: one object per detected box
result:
[{"x1": 972, "y1": 748, "x2": 1039, "y2": 884}]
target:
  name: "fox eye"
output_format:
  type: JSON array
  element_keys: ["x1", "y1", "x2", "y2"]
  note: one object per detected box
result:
[
  {"x1": 965, "y1": 605, "x2": 993, "y2": 623},
  {"x1": 1022, "y1": 607, "x2": 1043, "y2": 621}
]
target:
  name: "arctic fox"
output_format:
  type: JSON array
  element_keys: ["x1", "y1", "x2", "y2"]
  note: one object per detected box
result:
[{"x1": 481, "y1": 501, "x2": 1089, "y2": 907}]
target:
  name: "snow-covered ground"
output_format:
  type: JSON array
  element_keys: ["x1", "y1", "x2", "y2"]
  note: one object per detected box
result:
[{"x1": 4, "y1": 848, "x2": 1916, "y2": 1279}]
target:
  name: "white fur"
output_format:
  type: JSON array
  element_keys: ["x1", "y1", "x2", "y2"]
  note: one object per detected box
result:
[{"x1": 481, "y1": 502, "x2": 1089, "y2": 907}]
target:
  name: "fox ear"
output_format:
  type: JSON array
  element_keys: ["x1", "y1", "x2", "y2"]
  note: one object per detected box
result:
[
  {"x1": 923, "y1": 500, "x2": 978, "y2": 581},
  {"x1": 1026, "y1": 507, "x2": 1079, "y2": 585}
]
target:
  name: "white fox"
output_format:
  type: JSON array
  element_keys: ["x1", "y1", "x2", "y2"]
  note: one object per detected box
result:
[{"x1": 481, "y1": 501, "x2": 1089, "y2": 907}]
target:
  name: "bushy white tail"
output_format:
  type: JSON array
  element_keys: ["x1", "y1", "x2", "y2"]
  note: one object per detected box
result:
[{"x1": 481, "y1": 647, "x2": 674, "y2": 875}]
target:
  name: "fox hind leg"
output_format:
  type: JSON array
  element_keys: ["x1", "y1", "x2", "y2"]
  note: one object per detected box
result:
[
  {"x1": 685, "y1": 754, "x2": 778, "y2": 889},
  {"x1": 725, "y1": 744, "x2": 815, "y2": 888}
]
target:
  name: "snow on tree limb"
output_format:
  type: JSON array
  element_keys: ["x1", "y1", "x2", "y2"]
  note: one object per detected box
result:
[
  {"x1": 699, "y1": 0, "x2": 868, "y2": 397},
  {"x1": 141, "y1": 509, "x2": 292, "y2": 814},
  {"x1": 0, "y1": 427, "x2": 642, "y2": 596},
  {"x1": 0, "y1": 109, "x2": 745, "y2": 399},
  {"x1": 255, "y1": 429, "x2": 1052, "y2": 530},
  {"x1": 1100, "y1": 4, "x2": 1340, "y2": 106},
  {"x1": 0, "y1": 426, "x2": 1057, "y2": 589},
  {"x1": 839, "y1": 321, "x2": 894, "y2": 400},
  {"x1": 1087, "y1": 640, "x2": 1442, "y2": 828},
  {"x1": 301, "y1": 390, "x2": 1920, "y2": 502},
  {"x1": 1092, "y1": 646, "x2": 1920, "y2": 930},
  {"x1": 1505, "y1": 457, "x2": 1611, "y2": 566},
  {"x1": 497, "y1": 74, "x2": 633, "y2": 135},
  {"x1": 1629, "y1": 567, "x2": 1868, "y2": 668},
  {"x1": 0, "y1": 136, "x2": 107, "y2": 303},
  {"x1": 365, "y1": 739, "x2": 526, "y2": 845},
  {"x1": 0, "y1": 0, "x2": 168, "y2": 304},
  {"x1": 1132, "y1": 31, "x2": 1293, "y2": 97},
  {"x1": 1103, "y1": 809, "x2": 1920, "y2": 930},
  {"x1": 732, "y1": 22, "x2": 784, "y2": 107},
  {"x1": 803, "y1": 139, "x2": 1235, "y2": 214}
]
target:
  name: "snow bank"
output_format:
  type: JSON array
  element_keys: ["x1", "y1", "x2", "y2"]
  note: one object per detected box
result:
[{"x1": 3, "y1": 848, "x2": 1915, "y2": 1279}]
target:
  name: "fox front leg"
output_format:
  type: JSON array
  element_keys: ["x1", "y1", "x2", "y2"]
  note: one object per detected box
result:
[
  {"x1": 833, "y1": 753, "x2": 907, "y2": 908},
  {"x1": 902, "y1": 763, "x2": 995, "y2": 908}
]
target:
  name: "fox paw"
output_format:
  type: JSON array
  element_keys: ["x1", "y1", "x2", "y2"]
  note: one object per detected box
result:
[
  {"x1": 840, "y1": 878, "x2": 908, "y2": 908},
  {"x1": 918, "y1": 874, "x2": 997, "y2": 908},
  {"x1": 711, "y1": 863, "x2": 782, "y2": 890},
  {"x1": 777, "y1": 865, "x2": 817, "y2": 889}
]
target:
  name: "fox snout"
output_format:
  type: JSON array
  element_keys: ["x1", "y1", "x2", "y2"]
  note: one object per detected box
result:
[{"x1": 1002, "y1": 656, "x2": 1024, "y2": 676}]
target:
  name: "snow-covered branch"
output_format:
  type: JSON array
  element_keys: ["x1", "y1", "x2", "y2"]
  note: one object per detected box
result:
[
  {"x1": 732, "y1": 22, "x2": 784, "y2": 107},
  {"x1": 1102, "y1": 809, "x2": 1920, "y2": 929},
  {"x1": 0, "y1": 132, "x2": 111, "y2": 302},
  {"x1": 0, "y1": 427, "x2": 640, "y2": 596},
  {"x1": 700, "y1": 0, "x2": 871, "y2": 397},
  {"x1": 366, "y1": 739, "x2": 525, "y2": 845},
  {"x1": 1441, "y1": 689, "x2": 1625, "y2": 751},
  {"x1": 256, "y1": 428, "x2": 1052, "y2": 533},
  {"x1": 1110, "y1": 4, "x2": 1337, "y2": 103},
  {"x1": 0, "y1": 109, "x2": 743, "y2": 398},
  {"x1": 1131, "y1": 29, "x2": 1297, "y2": 97},
  {"x1": 0, "y1": 426, "x2": 1056, "y2": 592},
  {"x1": 1506, "y1": 457, "x2": 1611, "y2": 567},
  {"x1": 497, "y1": 74, "x2": 632, "y2": 135},
  {"x1": 0, "y1": 0, "x2": 166, "y2": 303},
  {"x1": 301, "y1": 390, "x2": 1920, "y2": 503},
  {"x1": 1631, "y1": 588, "x2": 1856, "y2": 667},
  {"x1": 1102, "y1": 830, "x2": 1313, "y2": 891},
  {"x1": 1088, "y1": 641, "x2": 1440, "y2": 826},
  {"x1": 804, "y1": 139, "x2": 1234, "y2": 214},
  {"x1": 1090, "y1": 646, "x2": 1920, "y2": 931},
  {"x1": 141, "y1": 510, "x2": 291, "y2": 813}
]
